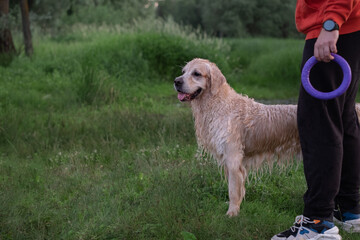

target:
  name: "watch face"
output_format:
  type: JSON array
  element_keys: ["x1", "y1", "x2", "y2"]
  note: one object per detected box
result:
[{"x1": 324, "y1": 20, "x2": 335, "y2": 31}]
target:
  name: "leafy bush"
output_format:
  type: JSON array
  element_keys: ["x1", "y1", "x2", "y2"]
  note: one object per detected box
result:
[
  {"x1": 135, "y1": 33, "x2": 216, "y2": 77},
  {"x1": 241, "y1": 43, "x2": 302, "y2": 88}
]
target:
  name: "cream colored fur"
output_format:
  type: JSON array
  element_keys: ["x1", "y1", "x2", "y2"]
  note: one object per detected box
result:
[{"x1": 174, "y1": 58, "x2": 360, "y2": 217}]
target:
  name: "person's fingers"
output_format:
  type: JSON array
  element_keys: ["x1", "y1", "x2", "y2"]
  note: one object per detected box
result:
[
  {"x1": 316, "y1": 44, "x2": 335, "y2": 62},
  {"x1": 319, "y1": 46, "x2": 326, "y2": 62},
  {"x1": 323, "y1": 46, "x2": 332, "y2": 62},
  {"x1": 314, "y1": 45, "x2": 320, "y2": 61},
  {"x1": 330, "y1": 44, "x2": 337, "y2": 54}
]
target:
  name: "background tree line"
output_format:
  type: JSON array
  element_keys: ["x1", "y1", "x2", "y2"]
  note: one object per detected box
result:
[
  {"x1": 157, "y1": 0, "x2": 300, "y2": 38},
  {"x1": 5, "y1": 0, "x2": 299, "y2": 38}
]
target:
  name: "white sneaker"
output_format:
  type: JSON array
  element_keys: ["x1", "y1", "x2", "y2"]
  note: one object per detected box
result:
[
  {"x1": 271, "y1": 215, "x2": 342, "y2": 240},
  {"x1": 333, "y1": 210, "x2": 360, "y2": 233}
]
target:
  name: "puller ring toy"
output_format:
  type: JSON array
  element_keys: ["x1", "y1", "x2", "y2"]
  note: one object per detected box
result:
[{"x1": 301, "y1": 53, "x2": 351, "y2": 100}]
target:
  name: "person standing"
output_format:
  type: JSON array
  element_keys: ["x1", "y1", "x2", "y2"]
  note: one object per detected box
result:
[{"x1": 272, "y1": 0, "x2": 360, "y2": 239}]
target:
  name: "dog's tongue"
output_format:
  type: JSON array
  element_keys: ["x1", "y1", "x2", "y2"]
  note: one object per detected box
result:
[{"x1": 178, "y1": 92, "x2": 189, "y2": 101}]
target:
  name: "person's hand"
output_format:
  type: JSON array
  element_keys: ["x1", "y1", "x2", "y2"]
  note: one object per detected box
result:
[{"x1": 314, "y1": 28, "x2": 339, "y2": 62}]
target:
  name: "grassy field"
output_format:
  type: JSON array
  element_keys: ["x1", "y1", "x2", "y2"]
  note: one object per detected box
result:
[{"x1": 0, "y1": 22, "x2": 359, "y2": 239}]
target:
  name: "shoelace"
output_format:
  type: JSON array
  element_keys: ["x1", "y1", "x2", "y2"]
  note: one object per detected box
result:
[{"x1": 290, "y1": 215, "x2": 314, "y2": 233}]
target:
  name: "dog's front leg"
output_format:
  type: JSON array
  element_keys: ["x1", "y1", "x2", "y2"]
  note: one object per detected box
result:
[{"x1": 225, "y1": 144, "x2": 246, "y2": 217}]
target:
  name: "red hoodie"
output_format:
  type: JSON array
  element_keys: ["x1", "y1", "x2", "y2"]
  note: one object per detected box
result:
[{"x1": 295, "y1": 0, "x2": 360, "y2": 39}]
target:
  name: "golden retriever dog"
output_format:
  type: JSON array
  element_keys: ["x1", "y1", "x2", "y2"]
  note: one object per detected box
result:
[{"x1": 174, "y1": 58, "x2": 360, "y2": 217}]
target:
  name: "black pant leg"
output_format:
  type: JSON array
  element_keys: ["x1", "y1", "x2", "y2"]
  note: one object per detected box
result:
[
  {"x1": 335, "y1": 32, "x2": 360, "y2": 214},
  {"x1": 298, "y1": 32, "x2": 360, "y2": 220},
  {"x1": 298, "y1": 40, "x2": 344, "y2": 220}
]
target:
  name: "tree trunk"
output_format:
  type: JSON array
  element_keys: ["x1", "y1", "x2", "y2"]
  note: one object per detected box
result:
[
  {"x1": 0, "y1": 0, "x2": 16, "y2": 54},
  {"x1": 20, "y1": 0, "x2": 33, "y2": 56}
]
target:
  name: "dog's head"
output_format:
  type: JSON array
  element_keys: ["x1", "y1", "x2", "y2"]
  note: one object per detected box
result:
[{"x1": 174, "y1": 58, "x2": 226, "y2": 102}]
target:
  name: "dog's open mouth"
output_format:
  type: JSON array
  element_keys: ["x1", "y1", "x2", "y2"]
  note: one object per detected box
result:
[{"x1": 177, "y1": 88, "x2": 202, "y2": 102}]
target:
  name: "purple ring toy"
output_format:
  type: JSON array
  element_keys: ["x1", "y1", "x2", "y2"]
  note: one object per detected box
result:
[{"x1": 301, "y1": 53, "x2": 351, "y2": 100}]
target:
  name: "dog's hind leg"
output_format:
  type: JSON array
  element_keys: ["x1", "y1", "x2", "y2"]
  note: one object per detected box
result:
[{"x1": 225, "y1": 143, "x2": 247, "y2": 217}]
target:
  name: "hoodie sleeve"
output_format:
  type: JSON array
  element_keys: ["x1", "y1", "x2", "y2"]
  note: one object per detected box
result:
[{"x1": 324, "y1": 0, "x2": 359, "y2": 27}]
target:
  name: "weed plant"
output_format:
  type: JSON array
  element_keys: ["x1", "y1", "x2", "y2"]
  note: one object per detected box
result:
[{"x1": 0, "y1": 21, "x2": 358, "y2": 240}]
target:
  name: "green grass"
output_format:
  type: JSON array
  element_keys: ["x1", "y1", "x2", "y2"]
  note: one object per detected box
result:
[{"x1": 0, "y1": 23, "x2": 359, "y2": 239}]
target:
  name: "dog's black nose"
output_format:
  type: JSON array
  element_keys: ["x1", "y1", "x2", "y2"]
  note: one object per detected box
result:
[{"x1": 174, "y1": 77, "x2": 183, "y2": 87}]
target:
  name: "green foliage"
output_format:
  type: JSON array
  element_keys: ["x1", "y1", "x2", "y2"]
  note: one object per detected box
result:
[
  {"x1": 8, "y1": 0, "x2": 301, "y2": 39},
  {"x1": 135, "y1": 32, "x2": 225, "y2": 78},
  {"x1": 181, "y1": 231, "x2": 197, "y2": 240},
  {"x1": 158, "y1": 0, "x2": 301, "y2": 38},
  {"x1": 0, "y1": 52, "x2": 16, "y2": 67},
  {"x1": 247, "y1": 0, "x2": 298, "y2": 38},
  {"x1": 200, "y1": 0, "x2": 249, "y2": 37},
  {"x1": 9, "y1": 0, "x2": 156, "y2": 34},
  {"x1": 156, "y1": 0, "x2": 202, "y2": 28},
  {"x1": 75, "y1": 66, "x2": 114, "y2": 105},
  {"x1": 63, "y1": 0, "x2": 154, "y2": 26}
]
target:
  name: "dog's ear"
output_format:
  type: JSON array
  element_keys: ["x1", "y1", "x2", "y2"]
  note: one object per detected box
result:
[{"x1": 209, "y1": 63, "x2": 226, "y2": 95}]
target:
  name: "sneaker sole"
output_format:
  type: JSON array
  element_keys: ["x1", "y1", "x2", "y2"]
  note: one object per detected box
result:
[
  {"x1": 308, "y1": 226, "x2": 342, "y2": 240},
  {"x1": 308, "y1": 234, "x2": 342, "y2": 240},
  {"x1": 271, "y1": 227, "x2": 342, "y2": 240},
  {"x1": 271, "y1": 234, "x2": 342, "y2": 240},
  {"x1": 271, "y1": 235, "x2": 341, "y2": 240},
  {"x1": 309, "y1": 234, "x2": 342, "y2": 240},
  {"x1": 333, "y1": 217, "x2": 360, "y2": 233}
]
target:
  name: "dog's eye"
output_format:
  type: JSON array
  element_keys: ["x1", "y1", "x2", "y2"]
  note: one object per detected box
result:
[{"x1": 193, "y1": 71, "x2": 201, "y2": 77}]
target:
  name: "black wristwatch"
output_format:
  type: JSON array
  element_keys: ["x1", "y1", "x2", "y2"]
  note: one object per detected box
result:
[{"x1": 323, "y1": 20, "x2": 339, "y2": 31}]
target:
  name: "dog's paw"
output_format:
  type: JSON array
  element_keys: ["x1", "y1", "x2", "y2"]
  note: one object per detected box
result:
[{"x1": 226, "y1": 205, "x2": 239, "y2": 217}]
